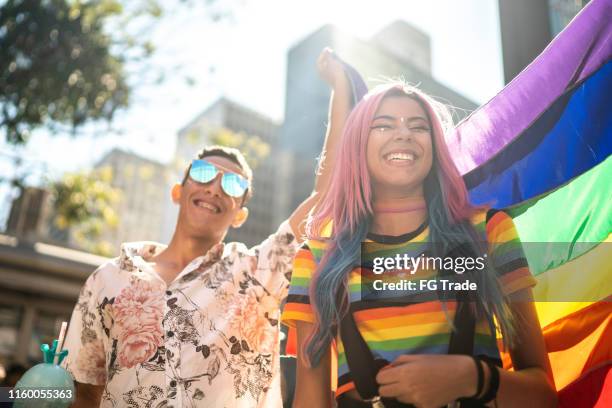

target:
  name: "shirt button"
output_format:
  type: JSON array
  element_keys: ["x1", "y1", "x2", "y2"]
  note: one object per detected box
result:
[
  {"x1": 166, "y1": 290, "x2": 172, "y2": 296},
  {"x1": 167, "y1": 331, "x2": 174, "y2": 337},
  {"x1": 170, "y1": 380, "x2": 177, "y2": 387}
]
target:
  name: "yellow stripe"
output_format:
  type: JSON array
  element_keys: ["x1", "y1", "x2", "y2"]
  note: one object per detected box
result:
[
  {"x1": 281, "y1": 311, "x2": 315, "y2": 327},
  {"x1": 360, "y1": 321, "x2": 452, "y2": 341},
  {"x1": 307, "y1": 239, "x2": 327, "y2": 250},
  {"x1": 532, "y1": 236, "x2": 611, "y2": 328},
  {"x1": 491, "y1": 226, "x2": 519, "y2": 244},
  {"x1": 532, "y1": 237, "x2": 611, "y2": 304},
  {"x1": 470, "y1": 209, "x2": 487, "y2": 225},
  {"x1": 292, "y1": 269, "x2": 314, "y2": 279},
  {"x1": 535, "y1": 302, "x2": 595, "y2": 328}
]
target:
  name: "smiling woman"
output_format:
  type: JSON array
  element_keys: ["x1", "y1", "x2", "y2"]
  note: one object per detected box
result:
[
  {"x1": 366, "y1": 94, "x2": 434, "y2": 201},
  {"x1": 282, "y1": 81, "x2": 556, "y2": 408}
]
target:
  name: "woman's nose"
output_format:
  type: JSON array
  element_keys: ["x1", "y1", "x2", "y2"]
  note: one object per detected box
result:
[{"x1": 394, "y1": 125, "x2": 413, "y2": 140}]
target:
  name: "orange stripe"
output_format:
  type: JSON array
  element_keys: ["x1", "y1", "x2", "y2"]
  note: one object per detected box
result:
[
  {"x1": 284, "y1": 302, "x2": 312, "y2": 313},
  {"x1": 485, "y1": 211, "x2": 509, "y2": 236},
  {"x1": 499, "y1": 267, "x2": 531, "y2": 285},
  {"x1": 286, "y1": 327, "x2": 297, "y2": 356},
  {"x1": 294, "y1": 256, "x2": 316, "y2": 270},
  {"x1": 353, "y1": 301, "x2": 458, "y2": 321},
  {"x1": 502, "y1": 301, "x2": 612, "y2": 390},
  {"x1": 295, "y1": 248, "x2": 315, "y2": 261},
  {"x1": 336, "y1": 381, "x2": 356, "y2": 396}
]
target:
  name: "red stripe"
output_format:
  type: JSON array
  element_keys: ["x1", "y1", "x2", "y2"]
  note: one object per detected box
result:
[{"x1": 558, "y1": 364, "x2": 612, "y2": 408}]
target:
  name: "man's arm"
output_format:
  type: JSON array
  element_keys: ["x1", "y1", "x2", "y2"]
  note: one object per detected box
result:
[
  {"x1": 288, "y1": 48, "x2": 353, "y2": 240},
  {"x1": 61, "y1": 269, "x2": 108, "y2": 407},
  {"x1": 73, "y1": 382, "x2": 103, "y2": 407}
]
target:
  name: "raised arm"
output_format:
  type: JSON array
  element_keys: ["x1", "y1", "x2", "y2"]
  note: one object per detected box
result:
[
  {"x1": 288, "y1": 48, "x2": 354, "y2": 239},
  {"x1": 312, "y1": 48, "x2": 352, "y2": 193}
]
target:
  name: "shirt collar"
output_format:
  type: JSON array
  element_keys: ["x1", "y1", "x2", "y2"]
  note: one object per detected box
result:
[{"x1": 118, "y1": 241, "x2": 226, "y2": 282}]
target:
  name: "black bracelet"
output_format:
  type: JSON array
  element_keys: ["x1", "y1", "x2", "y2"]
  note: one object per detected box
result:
[
  {"x1": 469, "y1": 356, "x2": 485, "y2": 399},
  {"x1": 479, "y1": 358, "x2": 501, "y2": 404}
]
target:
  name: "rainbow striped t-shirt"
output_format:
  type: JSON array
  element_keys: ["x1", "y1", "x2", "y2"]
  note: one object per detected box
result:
[{"x1": 281, "y1": 209, "x2": 537, "y2": 397}]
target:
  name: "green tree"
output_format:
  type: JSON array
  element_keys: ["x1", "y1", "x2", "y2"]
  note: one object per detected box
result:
[
  {"x1": 0, "y1": 0, "x2": 237, "y2": 144},
  {"x1": 204, "y1": 127, "x2": 270, "y2": 169},
  {"x1": 0, "y1": 0, "x2": 135, "y2": 143},
  {"x1": 50, "y1": 166, "x2": 120, "y2": 256}
]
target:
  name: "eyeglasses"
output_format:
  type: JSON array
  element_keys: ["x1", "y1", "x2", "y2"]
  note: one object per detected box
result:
[{"x1": 189, "y1": 159, "x2": 249, "y2": 198}]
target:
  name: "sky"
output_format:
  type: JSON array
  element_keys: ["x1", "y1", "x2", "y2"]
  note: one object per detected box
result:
[{"x1": 1, "y1": 0, "x2": 504, "y2": 183}]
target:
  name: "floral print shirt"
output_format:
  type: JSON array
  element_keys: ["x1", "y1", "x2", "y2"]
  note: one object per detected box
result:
[{"x1": 62, "y1": 222, "x2": 298, "y2": 407}]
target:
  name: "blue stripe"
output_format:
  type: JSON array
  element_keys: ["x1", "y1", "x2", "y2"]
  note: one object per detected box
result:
[
  {"x1": 287, "y1": 286, "x2": 310, "y2": 296},
  {"x1": 466, "y1": 60, "x2": 612, "y2": 208}
]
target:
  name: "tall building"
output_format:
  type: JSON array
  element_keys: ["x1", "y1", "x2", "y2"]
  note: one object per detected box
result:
[
  {"x1": 167, "y1": 98, "x2": 280, "y2": 247},
  {"x1": 5, "y1": 187, "x2": 52, "y2": 243},
  {"x1": 95, "y1": 149, "x2": 167, "y2": 251},
  {"x1": 274, "y1": 22, "x2": 479, "y2": 224},
  {"x1": 498, "y1": 0, "x2": 590, "y2": 83}
]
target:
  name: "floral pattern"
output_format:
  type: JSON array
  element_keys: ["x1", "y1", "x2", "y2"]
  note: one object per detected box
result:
[
  {"x1": 113, "y1": 279, "x2": 165, "y2": 368},
  {"x1": 62, "y1": 222, "x2": 297, "y2": 407}
]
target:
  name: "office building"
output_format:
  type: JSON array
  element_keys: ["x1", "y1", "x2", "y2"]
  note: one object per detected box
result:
[
  {"x1": 498, "y1": 0, "x2": 590, "y2": 83},
  {"x1": 95, "y1": 149, "x2": 167, "y2": 252}
]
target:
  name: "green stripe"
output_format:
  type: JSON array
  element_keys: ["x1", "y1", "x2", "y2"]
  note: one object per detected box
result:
[
  {"x1": 337, "y1": 333, "x2": 495, "y2": 362},
  {"x1": 364, "y1": 333, "x2": 450, "y2": 351},
  {"x1": 509, "y1": 156, "x2": 612, "y2": 275},
  {"x1": 290, "y1": 277, "x2": 311, "y2": 287}
]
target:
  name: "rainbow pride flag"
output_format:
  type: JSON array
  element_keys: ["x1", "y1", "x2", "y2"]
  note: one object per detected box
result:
[{"x1": 449, "y1": 0, "x2": 611, "y2": 406}]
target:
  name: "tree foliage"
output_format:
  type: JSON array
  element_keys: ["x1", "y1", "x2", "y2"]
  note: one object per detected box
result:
[
  {"x1": 50, "y1": 165, "x2": 120, "y2": 256},
  {"x1": 208, "y1": 127, "x2": 270, "y2": 169},
  {"x1": 0, "y1": 0, "x2": 137, "y2": 143},
  {"x1": 0, "y1": 0, "x2": 237, "y2": 144}
]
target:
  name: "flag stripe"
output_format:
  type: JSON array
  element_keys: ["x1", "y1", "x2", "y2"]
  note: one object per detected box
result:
[
  {"x1": 502, "y1": 301, "x2": 612, "y2": 391},
  {"x1": 530, "y1": 237, "x2": 611, "y2": 304},
  {"x1": 465, "y1": 60, "x2": 612, "y2": 208}
]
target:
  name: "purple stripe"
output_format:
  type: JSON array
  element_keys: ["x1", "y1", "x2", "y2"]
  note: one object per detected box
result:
[
  {"x1": 340, "y1": 60, "x2": 368, "y2": 105},
  {"x1": 448, "y1": 0, "x2": 612, "y2": 175}
]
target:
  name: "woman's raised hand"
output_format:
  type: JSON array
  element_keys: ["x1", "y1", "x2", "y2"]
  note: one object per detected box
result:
[{"x1": 316, "y1": 47, "x2": 347, "y2": 88}]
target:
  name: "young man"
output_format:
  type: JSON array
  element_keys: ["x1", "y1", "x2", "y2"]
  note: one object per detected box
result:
[{"x1": 62, "y1": 49, "x2": 352, "y2": 407}]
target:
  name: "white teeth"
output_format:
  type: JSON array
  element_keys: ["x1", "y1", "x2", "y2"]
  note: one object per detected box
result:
[
  {"x1": 386, "y1": 152, "x2": 415, "y2": 161},
  {"x1": 195, "y1": 200, "x2": 219, "y2": 213}
]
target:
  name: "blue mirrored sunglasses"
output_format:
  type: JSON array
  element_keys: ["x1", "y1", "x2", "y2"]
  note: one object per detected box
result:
[{"x1": 189, "y1": 159, "x2": 249, "y2": 198}]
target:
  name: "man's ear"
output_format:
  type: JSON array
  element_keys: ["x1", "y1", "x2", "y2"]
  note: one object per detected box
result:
[
  {"x1": 231, "y1": 207, "x2": 249, "y2": 228},
  {"x1": 171, "y1": 183, "x2": 182, "y2": 204}
]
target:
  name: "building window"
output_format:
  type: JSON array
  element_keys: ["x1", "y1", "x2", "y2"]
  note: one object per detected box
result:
[{"x1": 0, "y1": 305, "x2": 22, "y2": 363}]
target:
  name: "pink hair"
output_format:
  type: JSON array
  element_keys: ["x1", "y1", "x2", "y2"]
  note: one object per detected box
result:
[{"x1": 307, "y1": 83, "x2": 475, "y2": 240}]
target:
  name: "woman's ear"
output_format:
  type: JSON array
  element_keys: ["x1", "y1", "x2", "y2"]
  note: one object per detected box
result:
[
  {"x1": 171, "y1": 183, "x2": 182, "y2": 204},
  {"x1": 231, "y1": 207, "x2": 249, "y2": 228}
]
